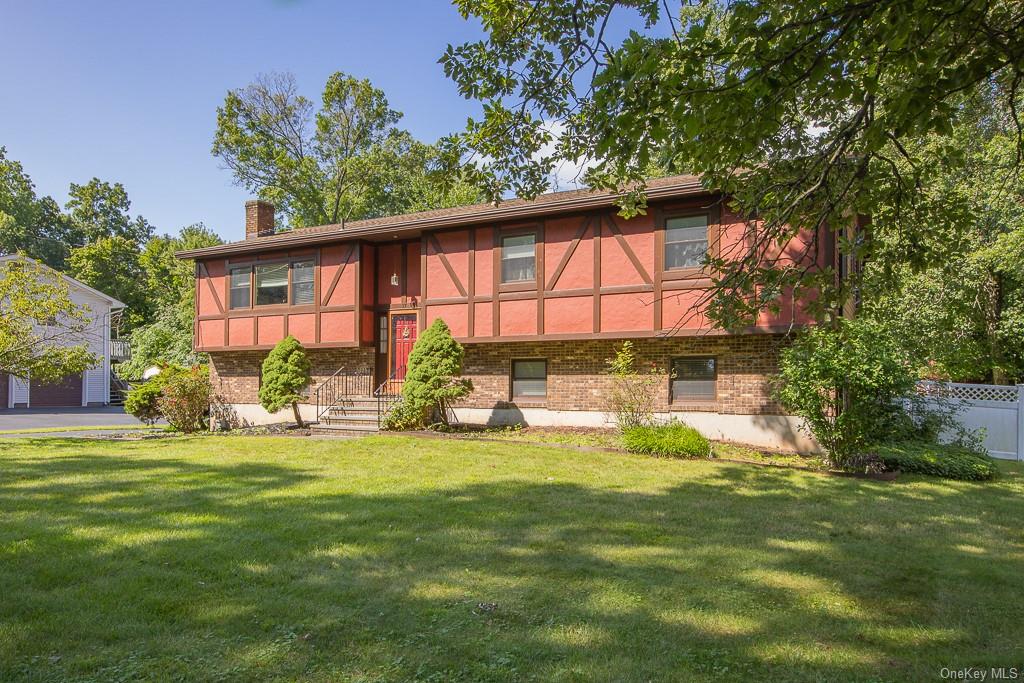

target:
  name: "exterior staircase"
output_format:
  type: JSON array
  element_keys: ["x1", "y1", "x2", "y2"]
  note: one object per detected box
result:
[
  {"x1": 311, "y1": 396, "x2": 382, "y2": 436},
  {"x1": 311, "y1": 368, "x2": 402, "y2": 437},
  {"x1": 109, "y1": 373, "x2": 131, "y2": 406}
]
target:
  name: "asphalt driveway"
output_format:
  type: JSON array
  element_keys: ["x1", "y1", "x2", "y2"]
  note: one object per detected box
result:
[{"x1": 0, "y1": 406, "x2": 150, "y2": 432}]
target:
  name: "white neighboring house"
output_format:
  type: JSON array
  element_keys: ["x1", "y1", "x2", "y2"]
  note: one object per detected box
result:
[{"x1": 1, "y1": 255, "x2": 126, "y2": 408}]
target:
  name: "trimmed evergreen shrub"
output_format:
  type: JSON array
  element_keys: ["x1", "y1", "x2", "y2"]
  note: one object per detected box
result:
[
  {"x1": 258, "y1": 336, "x2": 312, "y2": 427},
  {"x1": 384, "y1": 319, "x2": 472, "y2": 429},
  {"x1": 871, "y1": 441, "x2": 997, "y2": 481},
  {"x1": 622, "y1": 422, "x2": 712, "y2": 458}
]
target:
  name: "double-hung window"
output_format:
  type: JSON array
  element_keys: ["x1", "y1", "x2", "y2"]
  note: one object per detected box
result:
[
  {"x1": 229, "y1": 267, "x2": 251, "y2": 309},
  {"x1": 511, "y1": 359, "x2": 547, "y2": 400},
  {"x1": 291, "y1": 260, "x2": 314, "y2": 305},
  {"x1": 229, "y1": 260, "x2": 314, "y2": 308},
  {"x1": 664, "y1": 215, "x2": 709, "y2": 271},
  {"x1": 501, "y1": 234, "x2": 536, "y2": 283},
  {"x1": 671, "y1": 357, "x2": 717, "y2": 401},
  {"x1": 254, "y1": 263, "x2": 289, "y2": 306}
]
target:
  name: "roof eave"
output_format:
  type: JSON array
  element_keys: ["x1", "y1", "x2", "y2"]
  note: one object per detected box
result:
[{"x1": 176, "y1": 179, "x2": 712, "y2": 260}]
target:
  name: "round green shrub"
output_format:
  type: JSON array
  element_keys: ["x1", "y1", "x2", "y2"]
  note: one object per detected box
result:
[
  {"x1": 622, "y1": 422, "x2": 711, "y2": 458},
  {"x1": 124, "y1": 380, "x2": 163, "y2": 424}
]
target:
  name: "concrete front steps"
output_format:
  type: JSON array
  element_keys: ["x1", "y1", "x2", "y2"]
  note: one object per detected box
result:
[{"x1": 311, "y1": 397, "x2": 381, "y2": 437}]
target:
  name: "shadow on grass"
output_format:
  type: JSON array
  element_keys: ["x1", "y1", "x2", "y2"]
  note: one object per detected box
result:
[{"x1": 0, "y1": 437, "x2": 1022, "y2": 681}]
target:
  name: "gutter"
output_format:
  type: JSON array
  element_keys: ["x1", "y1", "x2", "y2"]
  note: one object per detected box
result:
[{"x1": 176, "y1": 178, "x2": 710, "y2": 260}]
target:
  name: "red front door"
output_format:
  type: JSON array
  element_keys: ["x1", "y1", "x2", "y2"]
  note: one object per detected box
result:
[{"x1": 389, "y1": 313, "x2": 418, "y2": 381}]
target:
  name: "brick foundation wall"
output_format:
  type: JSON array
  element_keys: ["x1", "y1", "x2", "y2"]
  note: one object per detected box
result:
[
  {"x1": 208, "y1": 347, "x2": 375, "y2": 404},
  {"x1": 460, "y1": 335, "x2": 787, "y2": 415},
  {"x1": 209, "y1": 334, "x2": 787, "y2": 416}
]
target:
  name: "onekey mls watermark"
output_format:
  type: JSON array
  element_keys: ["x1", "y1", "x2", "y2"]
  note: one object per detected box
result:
[{"x1": 940, "y1": 668, "x2": 1021, "y2": 681}]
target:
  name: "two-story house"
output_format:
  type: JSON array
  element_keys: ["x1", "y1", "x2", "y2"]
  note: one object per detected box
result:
[
  {"x1": 1, "y1": 255, "x2": 126, "y2": 408},
  {"x1": 178, "y1": 175, "x2": 828, "y2": 449}
]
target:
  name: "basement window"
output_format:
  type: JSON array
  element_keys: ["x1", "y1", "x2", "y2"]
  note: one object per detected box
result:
[
  {"x1": 229, "y1": 267, "x2": 251, "y2": 309},
  {"x1": 511, "y1": 359, "x2": 547, "y2": 400},
  {"x1": 501, "y1": 234, "x2": 536, "y2": 283},
  {"x1": 671, "y1": 357, "x2": 716, "y2": 402},
  {"x1": 665, "y1": 215, "x2": 709, "y2": 270},
  {"x1": 255, "y1": 263, "x2": 289, "y2": 306}
]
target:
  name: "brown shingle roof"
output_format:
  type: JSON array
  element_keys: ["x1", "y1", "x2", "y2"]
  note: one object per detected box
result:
[{"x1": 177, "y1": 174, "x2": 707, "y2": 259}]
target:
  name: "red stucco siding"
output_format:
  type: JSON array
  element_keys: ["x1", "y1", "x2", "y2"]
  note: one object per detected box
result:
[{"x1": 191, "y1": 193, "x2": 830, "y2": 353}]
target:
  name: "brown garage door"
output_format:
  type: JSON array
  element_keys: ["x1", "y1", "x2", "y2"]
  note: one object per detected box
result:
[
  {"x1": 0, "y1": 372, "x2": 8, "y2": 409},
  {"x1": 30, "y1": 373, "x2": 83, "y2": 407}
]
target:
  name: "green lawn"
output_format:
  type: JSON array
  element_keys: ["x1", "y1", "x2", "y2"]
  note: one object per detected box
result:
[{"x1": 1, "y1": 435, "x2": 1022, "y2": 682}]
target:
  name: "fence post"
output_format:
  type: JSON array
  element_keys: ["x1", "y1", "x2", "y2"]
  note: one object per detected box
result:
[{"x1": 1017, "y1": 384, "x2": 1024, "y2": 462}]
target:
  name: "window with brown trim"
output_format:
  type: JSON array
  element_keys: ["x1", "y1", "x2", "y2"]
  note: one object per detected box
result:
[
  {"x1": 291, "y1": 260, "x2": 315, "y2": 305},
  {"x1": 229, "y1": 267, "x2": 251, "y2": 309},
  {"x1": 671, "y1": 357, "x2": 716, "y2": 401},
  {"x1": 255, "y1": 263, "x2": 289, "y2": 306},
  {"x1": 511, "y1": 359, "x2": 546, "y2": 400},
  {"x1": 501, "y1": 233, "x2": 536, "y2": 283},
  {"x1": 664, "y1": 215, "x2": 709, "y2": 271}
]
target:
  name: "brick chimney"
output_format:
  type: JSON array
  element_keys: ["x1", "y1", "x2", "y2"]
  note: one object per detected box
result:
[{"x1": 245, "y1": 200, "x2": 275, "y2": 238}]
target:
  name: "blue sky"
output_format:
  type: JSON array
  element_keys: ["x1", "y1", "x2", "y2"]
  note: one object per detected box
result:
[{"x1": 0, "y1": 1, "x2": 653, "y2": 242}]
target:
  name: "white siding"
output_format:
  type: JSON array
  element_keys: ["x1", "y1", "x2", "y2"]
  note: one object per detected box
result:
[
  {"x1": 12, "y1": 376, "x2": 29, "y2": 406},
  {"x1": 85, "y1": 367, "x2": 106, "y2": 404},
  {"x1": 70, "y1": 290, "x2": 112, "y2": 405},
  {"x1": 1, "y1": 256, "x2": 123, "y2": 407}
]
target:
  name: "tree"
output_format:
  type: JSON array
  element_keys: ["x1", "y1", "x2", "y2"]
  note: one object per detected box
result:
[
  {"x1": 861, "y1": 89, "x2": 1024, "y2": 383},
  {"x1": 67, "y1": 236, "x2": 150, "y2": 329},
  {"x1": 65, "y1": 178, "x2": 153, "y2": 247},
  {"x1": 0, "y1": 147, "x2": 75, "y2": 268},
  {"x1": 139, "y1": 223, "x2": 222, "y2": 314},
  {"x1": 0, "y1": 257, "x2": 97, "y2": 382},
  {"x1": 119, "y1": 224, "x2": 224, "y2": 378},
  {"x1": 441, "y1": 0, "x2": 1024, "y2": 327},
  {"x1": 258, "y1": 336, "x2": 312, "y2": 427},
  {"x1": 213, "y1": 71, "x2": 482, "y2": 230},
  {"x1": 385, "y1": 319, "x2": 472, "y2": 429}
]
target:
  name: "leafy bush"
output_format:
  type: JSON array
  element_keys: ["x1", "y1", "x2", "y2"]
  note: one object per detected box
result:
[
  {"x1": 157, "y1": 366, "x2": 211, "y2": 433},
  {"x1": 385, "y1": 319, "x2": 472, "y2": 430},
  {"x1": 258, "y1": 336, "x2": 312, "y2": 427},
  {"x1": 622, "y1": 422, "x2": 711, "y2": 458},
  {"x1": 124, "y1": 363, "x2": 185, "y2": 424},
  {"x1": 870, "y1": 440, "x2": 998, "y2": 481},
  {"x1": 775, "y1": 318, "x2": 916, "y2": 469},
  {"x1": 124, "y1": 381, "x2": 163, "y2": 424},
  {"x1": 604, "y1": 340, "x2": 660, "y2": 430}
]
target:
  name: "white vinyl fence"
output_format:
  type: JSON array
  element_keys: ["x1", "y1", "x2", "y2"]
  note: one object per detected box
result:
[{"x1": 916, "y1": 382, "x2": 1024, "y2": 461}]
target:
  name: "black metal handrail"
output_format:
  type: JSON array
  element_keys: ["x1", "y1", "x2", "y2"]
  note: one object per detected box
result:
[
  {"x1": 373, "y1": 366, "x2": 406, "y2": 428},
  {"x1": 315, "y1": 368, "x2": 373, "y2": 422}
]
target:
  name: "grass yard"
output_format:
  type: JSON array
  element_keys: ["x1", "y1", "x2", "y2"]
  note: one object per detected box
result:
[{"x1": 1, "y1": 435, "x2": 1022, "y2": 682}]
